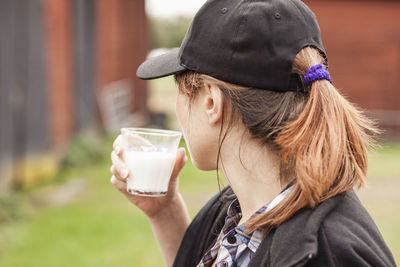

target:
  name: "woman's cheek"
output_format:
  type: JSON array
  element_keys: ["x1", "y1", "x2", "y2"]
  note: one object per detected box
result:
[{"x1": 187, "y1": 133, "x2": 218, "y2": 171}]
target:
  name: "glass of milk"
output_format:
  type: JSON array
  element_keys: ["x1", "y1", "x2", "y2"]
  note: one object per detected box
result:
[{"x1": 120, "y1": 128, "x2": 182, "y2": 197}]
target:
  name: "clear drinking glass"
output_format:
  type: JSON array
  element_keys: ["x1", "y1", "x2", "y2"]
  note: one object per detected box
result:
[{"x1": 120, "y1": 128, "x2": 182, "y2": 197}]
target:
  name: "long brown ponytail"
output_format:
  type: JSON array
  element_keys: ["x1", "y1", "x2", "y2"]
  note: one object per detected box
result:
[
  {"x1": 246, "y1": 47, "x2": 378, "y2": 233},
  {"x1": 175, "y1": 46, "x2": 379, "y2": 235}
]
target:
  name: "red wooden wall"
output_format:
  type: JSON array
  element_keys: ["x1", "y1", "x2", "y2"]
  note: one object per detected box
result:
[
  {"x1": 43, "y1": 0, "x2": 75, "y2": 148},
  {"x1": 306, "y1": 0, "x2": 400, "y2": 137},
  {"x1": 43, "y1": 0, "x2": 149, "y2": 147}
]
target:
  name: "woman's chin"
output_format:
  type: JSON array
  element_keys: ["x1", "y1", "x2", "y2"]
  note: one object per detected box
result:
[{"x1": 191, "y1": 158, "x2": 216, "y2": 171}]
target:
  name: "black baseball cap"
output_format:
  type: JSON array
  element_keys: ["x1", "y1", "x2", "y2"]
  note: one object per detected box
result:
[{"x1": 136, "y1": 0, "x2": 327, "y2": 92}]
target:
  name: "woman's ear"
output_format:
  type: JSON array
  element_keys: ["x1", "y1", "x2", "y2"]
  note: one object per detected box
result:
[{"x1": 203, "y1": 83, "x2": 223, "y2": 125}]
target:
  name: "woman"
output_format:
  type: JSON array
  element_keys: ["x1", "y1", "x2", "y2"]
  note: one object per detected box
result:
[{"x1": 110, "y1": 0, "x2": 396, "y2": 266}]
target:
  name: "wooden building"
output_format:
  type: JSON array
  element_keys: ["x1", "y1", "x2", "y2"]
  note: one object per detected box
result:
[
  {"x1": 306, "y1": 0, "x2": 400, "y2": 137},
  {"x1": 0, "y1": 0, "x2": 148, "y2": 189},
  {"x1": 0, "y1": 0, "x2": 399, "y2": 189}
]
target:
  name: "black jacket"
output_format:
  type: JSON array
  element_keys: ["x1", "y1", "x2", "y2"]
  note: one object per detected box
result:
[{"x1": 173, "y1": 187, "x2": 396, "y2": 267}]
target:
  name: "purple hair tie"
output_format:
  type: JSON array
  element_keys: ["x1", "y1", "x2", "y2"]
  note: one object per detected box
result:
[{"x1": 303, "y1": 64, "x2": 332, "y2": 85}]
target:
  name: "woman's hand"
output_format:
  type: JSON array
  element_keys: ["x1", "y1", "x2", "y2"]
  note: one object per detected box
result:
[
  {"x1": 110, "y1": 134, "x2": 191, "y2": 266},
  {"x1": 110, "y1": 134, "x2": 188, "y2": 219}
]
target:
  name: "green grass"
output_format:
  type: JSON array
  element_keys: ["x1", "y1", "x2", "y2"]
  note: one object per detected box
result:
[
  {"x1": 0, "y1": 141, "x2": 398, "y2": 266},
  {"x1": 358, "y1": 143, "x2": 400, "y2": 264},
  {"x1": 0, "y1": 139, "x2": 219, "y2": 267},
  {"x1": 368, "y1": 143, "x2": 400, "y2": 177}
]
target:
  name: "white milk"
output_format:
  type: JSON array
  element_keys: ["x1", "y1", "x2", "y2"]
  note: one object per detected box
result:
[{"x1": 123, "y1": 150, "x2": 176, "y2": 196}]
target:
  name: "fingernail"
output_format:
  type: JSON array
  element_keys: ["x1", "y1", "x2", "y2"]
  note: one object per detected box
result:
[
  {"x1": 115, "y1": 146, "x2": 121, "y2": 154},
  {"x1": 120, "y1": 168, "x2": 129, "y2": 179}
]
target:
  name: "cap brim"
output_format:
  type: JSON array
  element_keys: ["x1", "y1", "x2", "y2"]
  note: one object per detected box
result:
[{"x1": 136, "y1": 48, "x2": 186, "y2": 80}]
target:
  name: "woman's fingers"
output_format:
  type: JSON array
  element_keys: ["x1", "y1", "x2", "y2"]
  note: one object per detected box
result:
[
  {"x1": 167, "y1": 148, "x2": 187, "y2": 195},
  {"x1": 111, "y1": 139, "x2": 128, "y2": 180},
  {"x1": 113, "y1": 135, "x2": 124, "y2": 155},
  {"x1": 111, "y1": 151, "x2": 129, "y2": 180},
  {"x1": 110, "y1": 165, "x2": 127, "y2": 182},
  {"x1": 170, "y1": 147, "x2": 187, "y2": 182},
  {"x1": 110, "y1": 175, "x2": 127, "y2": 193}
]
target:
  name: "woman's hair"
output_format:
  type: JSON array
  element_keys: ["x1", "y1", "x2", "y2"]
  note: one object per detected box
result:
[{"x1": 174, "y1": 46, "x2": 379, "y2": 235}]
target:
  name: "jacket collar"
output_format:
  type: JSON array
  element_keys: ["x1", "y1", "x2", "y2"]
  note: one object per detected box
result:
[{"x1": 251, "y1": 192, "x2": 347, "y2": 267}]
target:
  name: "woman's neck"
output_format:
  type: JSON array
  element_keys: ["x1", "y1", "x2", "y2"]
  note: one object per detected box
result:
[{"x1": 219, "y1": 128, "x2": 283, "y2": 225}]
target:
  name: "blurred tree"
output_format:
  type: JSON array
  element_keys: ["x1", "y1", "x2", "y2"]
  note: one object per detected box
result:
[{"x1": 148, "y1": 16, "x2": 192, "y2": 49}]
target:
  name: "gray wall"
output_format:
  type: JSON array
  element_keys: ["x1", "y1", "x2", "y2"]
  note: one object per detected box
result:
[
  {"x1": 0, "y1": 0, "x2": 49, "y2": 184},
  {"x1": 74, "y1": 0, "x2": 97, "y2": 132}
]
